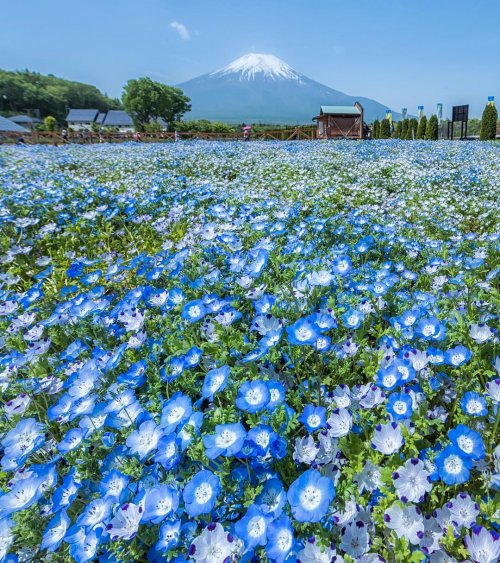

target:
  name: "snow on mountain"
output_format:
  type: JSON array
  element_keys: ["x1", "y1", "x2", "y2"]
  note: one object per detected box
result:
[
  {"x1": 210, "y1": 53, "x2": 303, "y2": 81},
  {"x1": 178, "y1": 53, "x2": 400, "y2": 124}
]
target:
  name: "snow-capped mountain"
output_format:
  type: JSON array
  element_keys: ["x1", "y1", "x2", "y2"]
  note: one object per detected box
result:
[
  {"x1": 178, "y1": 53, "x2": 400, "y2": 124},
  {"x1": 210, "y1": 53, "x2": 303, "y2": 81}
]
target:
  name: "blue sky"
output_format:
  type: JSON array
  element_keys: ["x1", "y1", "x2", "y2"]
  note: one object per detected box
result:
[{"x1": 1, "y1": 0, "x2": 499, "y2": 117}]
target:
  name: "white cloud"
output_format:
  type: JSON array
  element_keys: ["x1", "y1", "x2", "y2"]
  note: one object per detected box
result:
[{"x1": 170, "y1": 21, "x2": 191, "y2": 40}]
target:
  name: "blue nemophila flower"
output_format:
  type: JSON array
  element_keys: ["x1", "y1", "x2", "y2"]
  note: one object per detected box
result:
[
  {"x1": 415, "y1": 317, "x2": 447, "y2": 341},
  {"x1": 247, "y1": 424, "x2": 278, "y2": 455},
  {"x1": 160, "y1": 392, "x2": 193, "y2": 433},
  {"x1": 142, "y1": 484, "x2": 179, "y2": 524},
  {"x1": 486, "y1": 378, "x2": 500, "y2": 403},
  {"x1": 375, "y1": 364, "x2": 402, "y2": 391},
  {"x1": 342, "y1": 309, "x2": 364, "y2": 330},
  {"x1": 435, "y1": 445, "x2": 472, "y2": 485},
  {"x1": 0, "y1": 475, "x2": 44, "y2": 518},
  {"x1": 287, "y1": 469, "x2": 335, "y2": 522},
  {"x1": 469, "y1": 323, "x2": 495, "y2": 344},
  {"x1": 203, "y1": 422, "x2": 247, "y2": 459},
  {"x1": 153, "y1": 433, "x2": 181, "y2": 470},
  {"x1": 371, "y1": 422, "x2": 404, "y2": 455},
  {"x1": 234, "y1": 504, "x2": 272, "y2": 549},
  {"x1": 265, "y1": 514, "x2": 295, "y2": 563},
  {"x1": 125, "y1": 419, "x2": 162, "y2": 460},
  {"x1": 99, "y1": 469, "x2": 130, "y2": 502},
  {"x1": 76, "y1": 497, "x2": 113, "y2": 529},
  {"x1": 286, "y1": 317, "x2": 321, "y2": 346},
  {"x1": 57, "y1": 427, "x2": 87, "y2": 454},
  {"x1": 1, "y1": 418, "x2": 46, "y2": 471},
  {"x1": 181, "y1": 299, "x2": 207, "y2": 323},
  {"x1": 299, "y1": 405, "x2": 326, "y2": 433},
  {"x1": 183, "y1": 470, "x2": 221, "y2": 517},
  {"x1": 392, "y1": 458, "x2": 432, "y2": 503},
  {"x1": 448, "y1": 425, "x2": 485, "y2": 460},
  {"x1": 155, "y1": 519, "x2": 181, "y2": 553},
  {"x1": 386, "y1": 390, "x2": 414, "y2": 420},
  {"x1": 444, "y1": 345, "x2": 472, "y2": 367},
  {"x1": 332, "y1": 255, "x2": 352, "y2": 276},
  {"x1": 460, "y1": 391, "x2": 488, "y2": 417},
  {"x1": 255, "y1": 478, "x2": 286, "y2": 518},
  {"x1": 236, "y1": 380, "x2": 270, "y2": 413},
  {"x1": 201, "y1": 365, "x2": 230, "y2": 401},
  {"x1": 40, "y1": 510, "x2": 70, "y2": 553}
]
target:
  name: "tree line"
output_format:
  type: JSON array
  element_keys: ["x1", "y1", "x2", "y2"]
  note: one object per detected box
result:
[
  {"x1": 0, "y1": 69, "x2": 121, "y2": 122},
  {"x1": 371, "y1": 103, "x2": 498, "y2": 141}
]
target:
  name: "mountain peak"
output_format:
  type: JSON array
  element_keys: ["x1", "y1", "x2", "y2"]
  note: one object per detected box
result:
[{"x1": 210, "y1": 53, "x2": 302, "y2": 81}]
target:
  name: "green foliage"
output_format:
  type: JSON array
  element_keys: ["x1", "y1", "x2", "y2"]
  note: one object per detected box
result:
[
  {"x1": 122, "y1": 77, "x2": 191, "y2": 131},
  {"x1": 394, "y1": 120, "x2": 403, "y2": 139},
  {"x1": 416, "y1": 115, "x2": 427, "y2": 139},
  {"x1": 372, "y1": 119, "x2": 380, "y2": 139},
  {"x1": 174, "y1": 119, "x2": 236, "y2": 133},
  {"x1": 0, "y1": 69, "x2": 120, "y2": 121},
  {"x1": 43, "y1": 115, "x2": 57, "y2": 131},
  {"x1": 480, "y1": 103, "x2": 498, "y2": 140},
  {"x1": 425, "y1": 114, "x2": 439, "y2": 140},
  {"x1": 405, "y1": 118, "x2": 418, "y2": 140},
  {"x1": 379, "y1": 118, "x2": 391, "y2": 139},
  {"x1": 401, "y1": 118, "x2": 409, "y2": 139}
]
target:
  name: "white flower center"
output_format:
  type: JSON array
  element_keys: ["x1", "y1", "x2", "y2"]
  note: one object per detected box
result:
[
  {"x1": 216, "y1": 430, "x2": 236, "y2": 447},
  {"x1": 194, "y1": 483, "x2": 213, "y2": 504},
  {"x1": 444, "y1": 455, "x2": 463, "y2": 474},
  {"x1": 296, "y1": 327, "x2": 312, "y2": 341},
  {"x1": 393, "y1": 401, "x2": 407, "y2": 414},
  {"x1": 248, "y1": 516, "x2": 266, "y2": 537},
  {"x1": 245, "y1": 389, "x2": 263, "y2": 405},
  {"x1": 457, "y1": 436, "x2": 473, "y2": 454},
  {"x1": 299, "y1": 485, "x2": 322, "y2": 510},
  {"x1": 466, "y1": 399, "x2": 482, "y2": 414},
  {"x1": 307, "y1": 414, "x2": 321, "y2": 428},
  {"x1": 167, "y1": 407, "x2": 185, "y2": 423}
]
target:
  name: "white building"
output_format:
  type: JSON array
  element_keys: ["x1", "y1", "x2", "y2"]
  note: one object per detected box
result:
[
  {"x1": 66, "y1": 109, "x2": 100, "y2": 131},
  {"x1": 102, "y1": 110, "x2": 134, "y2": 133}
]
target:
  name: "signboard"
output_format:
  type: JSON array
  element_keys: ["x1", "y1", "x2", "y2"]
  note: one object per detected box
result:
[
  {"x1": 452, "y1": 105, "x2": 469, "y2": 122},
  {"x1": 418, "y1": 106, "x2": 424, "y2": 119},
  {"x1": 385, "y1": 109, "x2": 392, "y2": 124},
  {"x1": 488, "y1": 96, "x2": 495, "y2": 106}
]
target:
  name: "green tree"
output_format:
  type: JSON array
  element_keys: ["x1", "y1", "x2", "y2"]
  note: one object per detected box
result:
[
  {"x1": 0, "y1": 69, "x2": 120, "y2": 121},
  {"x1": 372, "y1": 119, "x2": 380, "y2": 139},
  {"x1": 480, "y1": 103, "x2": 498, "y2": 140},
  {"x1": 394, "y1": 121, "x2": 403, "y2": 139},
  {"x1": 401, "y1": 118, "x2": 409, "y2": 139},
  {"x1": 379, "y1": 118, "x2": 391, "y2": 139},
  {"x1": 43, "y1": 115, "x2": 57, "y2": 131},
  {"x1": 405, "y1": 118, "x2": 418, "y2": 140},
  {"x1": 416, "y1": 115, "x2": 427, "y2": 139},
  {"x1": 425, "y1": 115, "x2": 439, "y2": 140},
  {"x1": 122, "y1": 77, "x2": 191, "y2": 131}
]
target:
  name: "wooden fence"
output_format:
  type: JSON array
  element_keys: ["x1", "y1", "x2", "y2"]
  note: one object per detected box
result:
[{"x1": 0, "y1": 127, "x2": 318, "y2": 145}]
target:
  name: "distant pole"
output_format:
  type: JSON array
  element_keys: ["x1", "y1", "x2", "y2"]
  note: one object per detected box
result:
[
  {"x1": 402, "y1": 108, "x2": 407, "y2": 120},
  {"x1": 487, "y1": 96, "x2": 495, "y2": 107},
  {"x1": 418, "y1": 106, "x2": 424, "y2": 120}
]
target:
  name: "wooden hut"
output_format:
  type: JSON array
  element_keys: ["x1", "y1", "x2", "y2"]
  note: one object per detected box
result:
[{"x1": 313, "y1": 102, "x2": 364, "y2": 139}]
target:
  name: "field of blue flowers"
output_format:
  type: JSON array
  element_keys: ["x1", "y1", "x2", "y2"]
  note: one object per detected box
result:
[{"x1": 0, "y1": 140, "x2": 499, "y2": 563}]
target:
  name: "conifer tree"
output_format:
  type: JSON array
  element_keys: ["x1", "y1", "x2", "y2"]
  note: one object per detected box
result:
[
  {"x1": 373, "y1": 119, "x2": 380, "y2": 139},
  {"x1": 395, "y1": 121, "x2": 403, "y2": 139},
  {"x1": 425, "y1": 115, "x2": 439, "y2": 140},
  {"x1": 401, "y1": 118, "x2": 409, "y2": 139},
  {"x1": 480, "y1": 104, "x2": 498, "y2": 140},
  {"x1": 416, "y1": 115, "x2": 427, "y2": 139},
  {"x1": 379, "y1": 118, "x2": 391, "y2": 139}
]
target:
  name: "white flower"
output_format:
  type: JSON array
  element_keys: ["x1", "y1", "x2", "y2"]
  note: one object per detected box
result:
[
  {"x1": 296, "y1": 541, "x2": 343, "y2": 563},
  {"x1": 464, "y1": 526, "x2": 500, "y2": 563},
  {"x1": 371, "y1": 422, "x2": 404, "y2": 455},
  {"x1": 354, "y1": 460, "x2": 382, "y2": 493},
  {"x1": 189, "y1": 523, "x2": 236, "y2": 563},
  {"x1": 292, "y1": 436, "x2": 318, "y2": 464},
  {"x1": 0, "y1": 518, "x2": 14, "y2": 560},
  {"x1": 446, "y1": 493, "x2": 480, "y2": 530},
  {"x1": 326, "y1": 408, "x2": 352, "y2": 438},
  {"x1": 384, "y1": 504, "x2": 424, "y2": 545},
  {"x1": 393, "y1": 458, "x2": 432, "y2": 503},
  {"x1": 105, "y1": 503, "x2": 143, "y2": 541},
  {"x1": 340, "y1": 521, "x2": 369, "y2": 558}
]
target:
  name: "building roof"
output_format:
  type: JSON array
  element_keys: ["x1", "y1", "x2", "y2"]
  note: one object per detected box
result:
[
  {"x1": 320, "y1": 105, "x2": 361, "y2": 115},
  {"x1": 0, "y1": 115, "x2": 29, "y2": 132},
  {"x1": 66, "y1": 109, "x2": 99, "y2": 122},
  {"x1": 102, "y1": 110, "x2": 134, "y2": 127},
  {"x1": 96, "y1": 112, "x2": 106, "y2": 125},
  {"x1": 10, "y1": 115, "x2": 41, "y2": 124}
]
